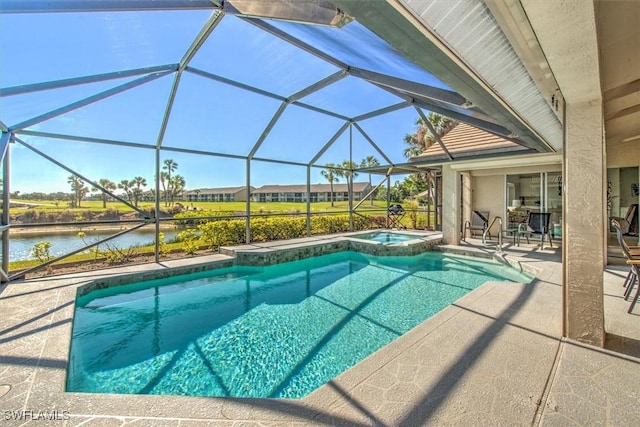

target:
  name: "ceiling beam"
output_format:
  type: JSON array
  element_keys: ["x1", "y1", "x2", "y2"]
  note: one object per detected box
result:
[
  {"x1": 348, "y1": 67, "x2": 467, "y2": 107},
  {"x1": 603, "y1": 78, "x2": 640, "y2": 103},
  {"x1": 605, "y1": 104, "x2": 640, "y2": 121}
]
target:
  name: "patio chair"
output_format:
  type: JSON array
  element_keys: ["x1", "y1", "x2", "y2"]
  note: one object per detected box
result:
[
  {"x1": 611, "y1": 219, "x2": 640, "y2": 311},
  {"x1": 611, "y1": 203, "x2": 638, "y2": 236},
  {"x1": 517, "y1": 211, "x2": 552, "y2": 249},
  {"x1": 626, "y1": 259, "x2": 640, "y2": 313},
  {"x1": 463, "y1": 210, "x2": 490, "y2": 240}
]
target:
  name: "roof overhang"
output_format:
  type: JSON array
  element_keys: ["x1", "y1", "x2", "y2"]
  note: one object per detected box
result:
[
  {"x1": 446, "y1": 152, "x2": 562, "y2": 172},
  {"x1": 332, "y1": 0, "x2": 561, "y2": 154}
]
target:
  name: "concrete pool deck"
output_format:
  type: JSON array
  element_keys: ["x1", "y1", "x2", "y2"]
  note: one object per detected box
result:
[{"x1": 0, "y1": 233, "x2": 638, "y2": 426}]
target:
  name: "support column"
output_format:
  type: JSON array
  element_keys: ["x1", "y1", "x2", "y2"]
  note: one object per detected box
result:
[
  {"x1": 442, "y1": 164, "x2": 461, "y2": 245},
  {"x1": 245, "y1": 159, "x2": 251, "y2": 244},
  {"x1": 563, "y1": 100, "x2": 605, "y2": 346},
  {"x1": 461, "y1": 172, "x2": 472, "y2": 238},
  {"x1": 306, "y1": 165, "x2": 311, "y2": 237},
  {"x1": 154, "y1": 148, "x2": 160, "y2": 262},
  {"x1": 637, "y1": 168, "x2": 640, "y2": 246},
  {"x1": 1, "y1": 134, "x2": 10, "y2": 281}
]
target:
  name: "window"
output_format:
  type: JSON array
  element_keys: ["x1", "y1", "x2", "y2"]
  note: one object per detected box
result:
[{"x1": 506, "y1": 172, "x2": 562, "y2": 236}]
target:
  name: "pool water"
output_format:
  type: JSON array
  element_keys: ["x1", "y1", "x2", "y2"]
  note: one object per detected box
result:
[
  {"x1": 67, "y1": 251, "x2": 531, "y2": 399},
  {"x1": 352, "y1": 231, "x2": 419, "y2": 244}
]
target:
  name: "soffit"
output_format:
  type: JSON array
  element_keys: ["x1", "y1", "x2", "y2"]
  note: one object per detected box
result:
[
  {"x1": 401, "y1": 0, "x2": 562, "y2": 151},
  {"x1": 520, "y1": 0, "x2": 601, "y2": 105},
  {"x1": 447, "y1": 152, "x2": 562, "y2": 172},
  {"x1": 521, "y1": 0, "x2": 640, "y2": 158},
  {"x1": 332, "y1": 0, "x2": 560, "y2": 154},
  {"x1": 470, "y1": 163, "x2": 562, "y2": 177},
  {"x1": 595, "y1": 0, "x2": 640, "y2": 149}
]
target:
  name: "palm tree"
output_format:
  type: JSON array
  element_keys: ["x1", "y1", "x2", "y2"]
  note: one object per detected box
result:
[
  {"x1": 67, "y1": 175, "x2": 88, "y2": 208},
  {"x1": 168, "y1": 174, "x2": 186, "y2": 206},
  {"x1": 94, "y1": 178, "x2": 116, "y2": 208},
  {"x1": 360, "y1": 156, "x2": 379, "y2": 205},
  {"x1": 321, "y1": 163, "x2": 342, "y2": 207},
  {"x1": 118, "y1": 179, "x2": 133, "y2": 203},
  {"x1": 341, "y1": 160, "x2": 359, "y2": 203},
  {"x1": 162, "y1": 159, "x2": 178, "y2": 206},
  {"x1": 403, "y1": 112, "x2": 457, "y2": 159},
  {"x1": 131, "y1": 176, "x2": 147, "y2": 207},
  {"x1": 159, "y1": 171, "x2": 169, "y2": 206},
  {"x1": 163, "y1": 158, "x2": 178, "y2": 178},
  {"x1": 403, "y1": 113, "x2": 457, "y2": 206}
]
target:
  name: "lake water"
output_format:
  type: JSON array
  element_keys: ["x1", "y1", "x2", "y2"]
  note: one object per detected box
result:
[{"x1": 9, "y1": 229, "x2": 180, "y2": 262}]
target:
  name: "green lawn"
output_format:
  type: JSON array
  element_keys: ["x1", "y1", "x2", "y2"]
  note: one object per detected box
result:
[{"x1": 11, "y1": 199, "x2": 391, "y2": 215}]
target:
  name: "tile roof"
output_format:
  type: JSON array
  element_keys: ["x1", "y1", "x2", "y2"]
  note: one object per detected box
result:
[{"x1": 411, "y1": 123, "x2": 530, "y2": 161}]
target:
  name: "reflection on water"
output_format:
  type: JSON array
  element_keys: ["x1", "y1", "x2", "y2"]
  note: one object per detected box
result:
[{"x1": 9, "y1": 229, "x2": 180, "y2": 262}]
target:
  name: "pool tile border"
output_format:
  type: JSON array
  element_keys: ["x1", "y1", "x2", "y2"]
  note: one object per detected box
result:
[
  {"x1": 222, "y1": 231, "x2": 443, "y2": 266},
  {"x1": 76, "y1": 256, "x2": 236, "y2": 297},
  {"x1": 74, "y1": 231, "x2": 443, "y2": 296}
]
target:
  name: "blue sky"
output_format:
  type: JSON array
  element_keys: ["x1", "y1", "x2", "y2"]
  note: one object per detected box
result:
[{"x1": 0, "y1": 9, "x2": 431, "y2": 194}]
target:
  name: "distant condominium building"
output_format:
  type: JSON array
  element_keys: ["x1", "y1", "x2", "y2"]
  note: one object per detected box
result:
[
  {"x1": 182, "y1": 183, "x2": 372, "y2": 203},
  {"x1": 183, "y1": 186, "x2": 254, "y2": 202},
  {"x1": 250, "y1": 182, "x2": 371, "y2": 203}
]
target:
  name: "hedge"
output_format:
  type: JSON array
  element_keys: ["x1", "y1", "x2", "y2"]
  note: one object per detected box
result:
[{"x1": 196, "y1": 214, "x2": 376, "y2": 250}]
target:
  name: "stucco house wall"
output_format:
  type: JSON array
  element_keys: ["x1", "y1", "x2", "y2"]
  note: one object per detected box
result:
[{"x1": 471, "y1": 175, "x2": 505, "y2": 237}]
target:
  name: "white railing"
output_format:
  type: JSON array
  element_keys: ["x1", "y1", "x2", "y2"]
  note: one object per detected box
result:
[{"x1": 484, "y1": 216, "x2": 503, "y2": 252}]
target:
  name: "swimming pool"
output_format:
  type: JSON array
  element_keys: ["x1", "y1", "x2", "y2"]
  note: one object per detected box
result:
[
  {"x1": 352, "y1": 231, "x2": 419, "y2": 245},
  {"x1": 67, "y1": 251, "x2": 531, "y2": 399}
]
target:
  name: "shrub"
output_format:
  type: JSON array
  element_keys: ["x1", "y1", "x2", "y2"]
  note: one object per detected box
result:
[
  {"x1": 310, "y1": 214, "x2": 368, "y2": 234},
  {"x1": 177, "y1": 228, "x2": 199, "y2": 255},
  {"x1": 198, "y1": 219, "x2": 246, "y2": 250},
  {"x1": 174, "y1": 210, "x2": 229, "y2": 226},
  {"x1": 193, "y1": 213, "x2": 380, "y2": 252},
  {"x1": 416, "y1": 214, "x2": 428, "y2": 230},
  {"x1": 103, "y1": 244, "x2": 135, "y2": 264},
  {"x1": 30, "y1": 241, "x2": 53, "y2": 262},
  {"x1": 158, "y1": 232, "x2": 169, "y2": 258},
  {"x1": 250, "y1": 216, "x2": 306, "y2": 242},
  {"x1": 367, "y1": 214, "x2": 387, "y2": 228},
  {"x1": 39, "y1": 211, "x2": 51, "y2": 223},
  {"x1": 57, "y1": 211, "x2": 76, "y2": 223},
  {"x1": 103, "y1": 208, "x2": 120, "y2": 220},
  {"x1": 20, "y1": 210, "x2": 38, "y2": 224},
  {"x1": 77, "y1": 231, "x2": 102, "y2": 260},
  {"x1": 405, "y1": 200, "x2": 420, "y2": 229}
]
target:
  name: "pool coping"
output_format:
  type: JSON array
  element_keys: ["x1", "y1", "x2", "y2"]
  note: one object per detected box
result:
[
  {"x1": 220, "y1": 230, "x2": 444, "y2": 265},
  {"x1": 75, "y1": 231, "x2": 443, "y2": 297},
  {"x1": 0, "y1": 232, "x2": 557, "y2": 424}
]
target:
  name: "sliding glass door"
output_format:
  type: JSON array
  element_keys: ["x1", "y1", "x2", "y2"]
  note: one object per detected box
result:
[{"x1": 506, "y1": 172, "x2": 562, "y2": 238}]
